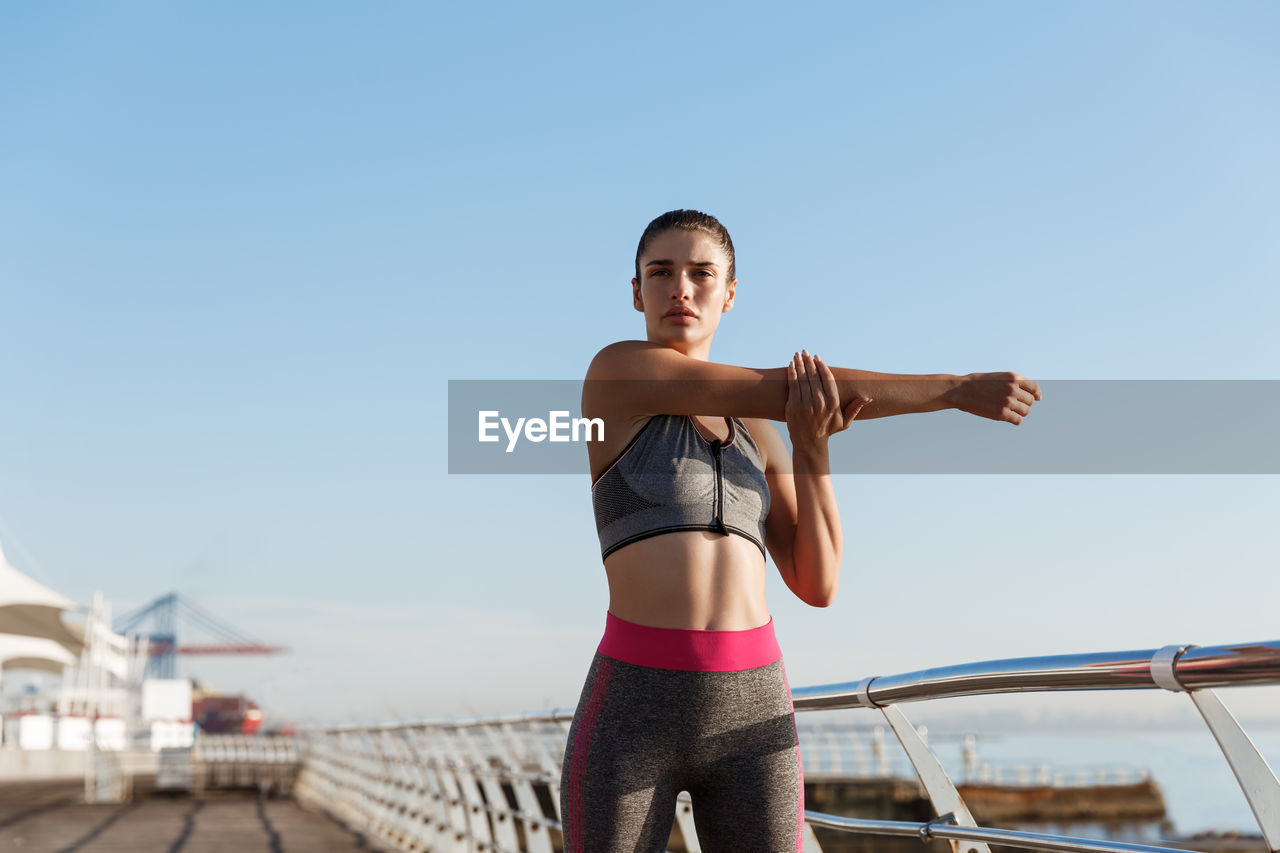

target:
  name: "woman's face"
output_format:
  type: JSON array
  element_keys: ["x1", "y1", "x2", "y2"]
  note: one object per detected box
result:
[{"x1": 632, "y1": 229, "x2": 736, "y2": 358}]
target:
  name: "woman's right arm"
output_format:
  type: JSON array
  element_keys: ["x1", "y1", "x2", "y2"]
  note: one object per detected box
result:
[{"x1": 583, "y1": 340, "x2": 1041, "y2": 425}]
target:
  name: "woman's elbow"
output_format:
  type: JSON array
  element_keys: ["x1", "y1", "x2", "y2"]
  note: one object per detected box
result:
[
  {"x1": 802, "y1": 578, "x2": 839, "y2": 608},
  {"x1": 807, "y1": 558, "x2": 842, "y2": 607},
  {"x1": 784, "y1": 554, "x2": 841, "y2": 607}
]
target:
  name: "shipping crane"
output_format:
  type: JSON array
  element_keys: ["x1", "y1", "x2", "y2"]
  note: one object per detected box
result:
[{"x1": 114, "y1": 592, "x2": 287, "y2": 678}]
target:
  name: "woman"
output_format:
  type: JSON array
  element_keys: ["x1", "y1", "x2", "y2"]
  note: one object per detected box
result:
[{"x1": 561, "y1": 210, "x2": 1040, "y2": 851}]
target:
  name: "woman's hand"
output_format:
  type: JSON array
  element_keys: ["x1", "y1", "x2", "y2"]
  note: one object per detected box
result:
[
  {"x1": 786, "y1": 350, "x2": 871, "y2": 452},
  {"x1": 941, "y1": 372, "x2": 1043, "y2": 425}
]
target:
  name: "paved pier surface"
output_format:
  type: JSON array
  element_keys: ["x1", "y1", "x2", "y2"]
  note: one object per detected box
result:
[{"x1": 0, "y1": 781, "x2": 393, "y2": 852}]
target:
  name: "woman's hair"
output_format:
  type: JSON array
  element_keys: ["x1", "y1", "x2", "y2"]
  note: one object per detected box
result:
[{"x1": 634, "y1": 209, "x2": 736, "y2": 284}]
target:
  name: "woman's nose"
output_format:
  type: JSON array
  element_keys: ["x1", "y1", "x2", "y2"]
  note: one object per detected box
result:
[{"x1": 671, "y1": 273, "x2": 695, "y2": 299}]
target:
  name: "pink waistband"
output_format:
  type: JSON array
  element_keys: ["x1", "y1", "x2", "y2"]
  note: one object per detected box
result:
[{"x1": 597, "y1": 611, "x2": 782, "y2": 672}]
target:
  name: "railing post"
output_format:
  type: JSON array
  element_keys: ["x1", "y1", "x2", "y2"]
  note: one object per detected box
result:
[
  {"x1": 508, "y1": 772, "x2": 555, "y2": 853},
  {"x1": 423, "y1": 728, "x2": 470, "y2": 853},
  {"x1": 1190, "y1": 690, "x2": 1280, "y2": 853},
  {"x1": 1151, "y1": 644, "x2": 1280, "y2": 853},
  {"x1": 550, "y1": 715, "x2": 573, "y2": 825},
  {"x1": 673, "y1": 793, "x2": 703, "y2": 852},
  {"x1": 390, "y1": 729, "x2": 427, "y2": 851},
  {"x1": 476, "y1": 723, "x2": 523, "y2": 851},
  {"x1": 449, "y1": 725, "x2": 499, "y2": 850},
  {"x1": 371, "y1": 731, "x2": 403, "y2": 849},
  {"x1": 879, "y1": 704, "x2": 991, "y2": 853},
  {"x1": 408, "y1": 727, "x2": 452, "y2": 852}
]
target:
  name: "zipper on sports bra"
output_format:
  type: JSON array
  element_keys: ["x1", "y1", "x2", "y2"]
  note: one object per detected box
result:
[{"x1": 709, "y1": 439, "x2": 729, "y2": 536}]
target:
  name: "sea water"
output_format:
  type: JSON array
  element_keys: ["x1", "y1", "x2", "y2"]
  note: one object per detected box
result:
[
  {"x1": 954, "y1": 727, "x2": 1280, "y2": 836},
  {"x1": 799, "y1": 725, "x2": 1280, "y2": 837}
]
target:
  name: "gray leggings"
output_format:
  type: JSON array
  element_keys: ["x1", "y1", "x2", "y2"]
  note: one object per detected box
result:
[{"x1": 559, "y1": 649, "x2": 804, "y2": 852}]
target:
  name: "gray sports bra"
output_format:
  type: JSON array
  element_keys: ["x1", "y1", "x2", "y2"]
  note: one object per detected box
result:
[{"x1": 591, "y1": 414, "x2": 770, "y2": 561}]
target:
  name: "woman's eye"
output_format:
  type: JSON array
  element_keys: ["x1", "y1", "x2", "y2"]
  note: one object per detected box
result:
[{"x1": 648, "y1": 268, "x2": 713, "y2": 279}]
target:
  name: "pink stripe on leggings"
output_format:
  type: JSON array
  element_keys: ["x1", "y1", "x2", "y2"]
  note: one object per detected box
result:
[
  {"x1": 781, "y1": 659, "x2": 805, "y2": 853},
  {"x1": 568, "y1": 657, "x2": 613, "y2": 853},
  {"x1": 597, "y1": 611, "x2": 782, "y2": 672}
]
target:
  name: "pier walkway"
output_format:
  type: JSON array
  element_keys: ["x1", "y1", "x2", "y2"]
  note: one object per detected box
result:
[{"x1": 0, "y1": 780, "x2": 393, "y2": 852}]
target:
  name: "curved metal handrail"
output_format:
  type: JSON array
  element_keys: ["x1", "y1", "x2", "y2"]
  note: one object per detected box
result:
[
  {"x1": 315, "y1": 707, "x2": 575, "y2": 733},
  {"x1": 310, "y1": 638, "x2": 1280, "y2": 732},
  {"x1": 792, "y1": 638, "x2": 1280, "y2": 710}
]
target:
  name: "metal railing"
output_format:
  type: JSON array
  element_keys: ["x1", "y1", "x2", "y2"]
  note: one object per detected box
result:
[
  {"x1": 192, "y1": 733, "x2": 299, "y2": 794},
  {"x1": 294, "y1": 638, "x2": 1280, "y2": 853}
]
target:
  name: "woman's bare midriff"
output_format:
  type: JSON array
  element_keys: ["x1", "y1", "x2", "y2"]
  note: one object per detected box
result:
[{"x1": 603, "y1": 530, "x2": 771, "y2": 630}]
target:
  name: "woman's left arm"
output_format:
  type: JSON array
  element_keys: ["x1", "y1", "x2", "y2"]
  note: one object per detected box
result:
[{"x1": 755, "y1": 350, "x2": 869, "y2": 607}]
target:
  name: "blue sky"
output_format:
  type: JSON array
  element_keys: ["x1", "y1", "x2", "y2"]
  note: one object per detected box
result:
[{"x1": 2, "y1": 3, "x2": 1278, "y2": 727}]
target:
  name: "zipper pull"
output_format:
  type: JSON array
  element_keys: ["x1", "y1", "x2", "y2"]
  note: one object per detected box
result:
[{"x1": 710, "y1": 439, "x2": 728, "y2": 535}]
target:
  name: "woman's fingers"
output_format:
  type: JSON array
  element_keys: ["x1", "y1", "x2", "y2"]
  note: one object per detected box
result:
[
  {"x1": 793, "y1": 352, "x2": 812, "y2": 408},
  {"x1": 818, "y1": 354, "x2": 871, "y2": 431},
  {"x1": 816, "y1": 354, "x2": 846, "y2": 425},
  {"x1": 952, "y1": 372, "x2": 1044, "y2": 424},
  {"x1": 788, "y1": 353, "x2": 802, "y2": 411},
  {"x1": 842, "y1": 396, "x2": 871, "y2": 423},
  {"x1": 802, "y1": 350, "x2": 822, "y2": 407},
  {"x1": 786, "y1": 350, "x2": 868, "y2": 443},
  {"x1": 785, "y1": 357, "x2": 799, "y2": 414},
  {"x1": 816, "y1": 355, "x2": 839, "y2": 408}
]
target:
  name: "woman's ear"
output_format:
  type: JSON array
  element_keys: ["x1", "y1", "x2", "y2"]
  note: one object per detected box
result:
[
  {"x1": 632, "y1": 278, "x2": 644, "y2": 312},
  {"x1": 722, "y1": 278, "x2": 738, "y2": 313}
]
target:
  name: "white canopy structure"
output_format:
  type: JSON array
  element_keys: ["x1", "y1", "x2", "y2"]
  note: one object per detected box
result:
[
  {"x1": 0, "y1": 541, "x2": 85, "y2": 655},
  {"x1": 0, "y1": 633, "x2": 77, "y2": 674},
  {"x1": 0, "y1": 539, "x2": 145, "y2": 724}
]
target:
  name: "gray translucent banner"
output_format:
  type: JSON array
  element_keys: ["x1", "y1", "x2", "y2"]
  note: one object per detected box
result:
[{"x1": 448, "y1": 380, "x2": 1280, "y2": 474}]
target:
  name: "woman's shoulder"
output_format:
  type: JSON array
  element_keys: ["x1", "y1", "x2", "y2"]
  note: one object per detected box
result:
[{"x1": 585, "y1": 340, "x2": 662, "y2": 379}]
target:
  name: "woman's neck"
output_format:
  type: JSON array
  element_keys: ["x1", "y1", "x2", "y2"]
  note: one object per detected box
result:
[{"x1": 653, "y1": 338, "x2": 713, "y2": 361}]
